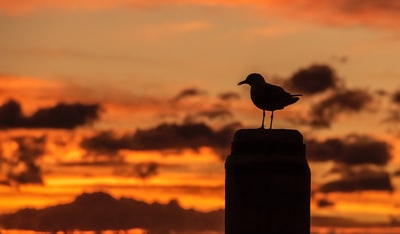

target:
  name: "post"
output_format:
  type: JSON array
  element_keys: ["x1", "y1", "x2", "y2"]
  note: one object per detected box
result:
[{"x1": 225, "y1": 129, "x2": 310, "y2": 234}]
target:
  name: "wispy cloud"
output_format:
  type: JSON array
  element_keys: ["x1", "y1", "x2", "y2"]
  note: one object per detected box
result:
[
  {"x1": 2, "y1": 0, "x2": 399, "y2": 30},
  {"x1": 140, "y1": 20, "x2": 213, "y2": 40},
  {"x1": 171, "y1": 87, "x2": 207, "y2": 103}
]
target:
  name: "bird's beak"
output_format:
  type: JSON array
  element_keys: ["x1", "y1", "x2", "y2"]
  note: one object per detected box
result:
[{"x1": 238, "y1": 80, "x2": 246, "y2": 85}]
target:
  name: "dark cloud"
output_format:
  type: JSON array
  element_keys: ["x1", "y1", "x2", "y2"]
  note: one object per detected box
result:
[
  {"x1": 384, "y1": 109, "x2": 400, "y2": 123},
  {"x1": 0, "y1": 191, "x2": 224, "y2": 233},
  {"x1": 197, "y1": 109, "x2": 233, "y2": 120},
  {"x1": 114, "y1": 162, "x2": 158, "y2": 180},
  {"x1": 57, "y1": 160, "x2": 158, "y2": 180},
  {"x1": 182, "y1": 106, "x2": 234, "y2": 123},
  {"x1": 0, "y1": 99, "x2": 100, "y2": 129},
  {"x1": 218, "y1": 92, "x2": 240, "y2": 101},
  {"x1": 320, "y1": 166, "x2": 393, "y2": 193},
  {"x1": 0, "y1": 99, "x2": 24, "y2": 128},
  {"x1": 58, "y1": 160, "x2": 126, "y2": 167},
  {"x1": 382, "y1": 90, "x2": 400, "y2": 124},
  {"x1": 309, "y1": 89, "x2": 373, "y2": 128},
  {"x1": 338, "y1": 0, "x2": 400, "y2": 14},
  {"x1": 1, "y1": 136, "x2": 46, "y2": 185},
  {"x1": 392, "y1": 90, "x2": 400, "y2": 104},
  {"x1": 286, "y1": 64, "x2": 339, "y2": 95},
  {"x1": 311, "y1": 215, "x2": 370, "y2": 228},
  {"x1": 317, "y1": 198, "x2": 335, "y2": 208},
  {"x1": 7, "y1": 161, "x2": 43, "y2": 185},
  {"x1": 171, "y1": 88, "x2": 206, "y2": 102},
  {"x1": 81, "y1": 122, "x2": 240, "y2": 158},
  {"x1": 80, "y1": 131, "x2": 132, "y2": 155},
  {"x1": 133, "y1": 122, "x2": 238, "y2": 151},
  {"x1": 306, "y1": 134, "x2": 391, "y2": 166}
]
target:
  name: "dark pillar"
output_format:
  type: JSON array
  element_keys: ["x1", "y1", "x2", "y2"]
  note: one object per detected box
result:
[{"x1": 225, "y1": 129, "x2": 310, "y2": 234}]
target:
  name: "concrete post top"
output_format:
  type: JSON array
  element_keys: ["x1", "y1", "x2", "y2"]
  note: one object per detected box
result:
[{"x1": 233, "y1": 128, "x2": 303, "y2": 144}]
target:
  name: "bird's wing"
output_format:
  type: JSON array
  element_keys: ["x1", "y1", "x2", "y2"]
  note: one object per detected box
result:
[{"x1": 266, "y1": 83, "x2": 291, "y2": 97}]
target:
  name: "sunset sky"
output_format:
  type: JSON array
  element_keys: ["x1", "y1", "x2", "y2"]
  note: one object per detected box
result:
[{"x1": 0, "y1": 0, "x2": 400, "y2": 233}]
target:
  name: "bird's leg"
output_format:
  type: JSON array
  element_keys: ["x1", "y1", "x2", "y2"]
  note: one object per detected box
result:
[
  {"x1": 260, "y1": 110, "x2": 265, "y2": 129},
  {"x1": 269, "y1": 111, "x2": 274, "y2": 129}
]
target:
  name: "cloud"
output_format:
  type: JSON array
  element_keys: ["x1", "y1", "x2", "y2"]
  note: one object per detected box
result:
[
  {"x1": 286, "y1": 64, "x2": 339, "y2": 95},
  {"x1": 57, "y1": 159, "x2": 159, "y2": 180},
  {"x1": 196, "y1": 109, "x2": 233, "y2": 120},
  {"x1": 171, "y1": 88, "x2": 206, "y2": 102},
  {"x1": 0, "y1": 100, "x2": 24, "y2": 128},
  {"x1": 317, "y1": 198, "x2": 335, "y2": 208},
  {"x1": 2, "y1": 0, "x2": 400, "y2": 30},
  {"x1": 218, "y1": 91, "x2": 240, "y2": 101},
  {"x1": 283, "y1": 64, "x2": 377, "y2": 128},
  {"x1": 132, "y1": 122, "x2": 237, "y2": 155},
  {"x1": 0, "y1": 191, "x2": 224, "y2": 233},
  {"x1": 81, "y1": 121, "x2": 240, "y2": 158},
  {"x1": 0, "y1": 99, "x2": 100, "y2": 129},
  {"x1": 0, "y1": 191, "x2": 386, "y2": 231},
  {"x1": 319, "y1": 166, "x2": 394, "y2": 193},
  {"x1": 380, "y1": 90, "x2": 400, "y2": 125},
  {"x1": 309, "y1": 89, "x2": 373, "y2": 128},
  {"x1": 306, "y1": 134, "x2": 392, "y2": 166},
  {"x1": 1, "y1": 136, "x2": 47, "y2": 185},
  {"x1": 0, "y1": 0, "x2": 133, "y2": 15},
  {"x1": 80, "y1": 131, "x2": 132, "y2": 155},
  {"x1": 256, "y1": 0, "x2": 400, "y2": 30},
  {"x1": 384, "y1": 109, "x2": 400, "y2": 124},
  {"x1": 311, "y1": 215, "x2": 372, "y2": 227},
  {"x1": 392, "y1": 90, "x2": 400, "y2": 104},
  {"x1": 114, "y1": 162, "x2": 159, "y2": 180}
]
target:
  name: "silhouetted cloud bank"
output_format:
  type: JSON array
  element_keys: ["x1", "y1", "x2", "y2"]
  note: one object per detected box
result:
[
  {"x1": 320, "y1": 167, "x2": 393, "y2": 193},
  {"x1": 0, "y1": 99, "x2": 100, "y2": 129},
  {"x1": 307, "y1": 134, "x2": 394, "y2": 193},
  {"x1": 0, "y1": 192, "x2": 224, "y2": 233},
  {"x1": 81, "y1": 121, "x2": 239, "y2": 158},
  {"x1": 306, "y1": 134, "x2": 391, "y2": 166}
]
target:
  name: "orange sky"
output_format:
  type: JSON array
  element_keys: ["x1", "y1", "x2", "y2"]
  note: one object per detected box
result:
[{"x1": 0, "y1": 1, "x2": 400, "y2": 233}]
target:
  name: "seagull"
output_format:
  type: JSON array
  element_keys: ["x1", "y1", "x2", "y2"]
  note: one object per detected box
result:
[{"x1": 238, "y1": 73, "x2": 302, "y2": 129}]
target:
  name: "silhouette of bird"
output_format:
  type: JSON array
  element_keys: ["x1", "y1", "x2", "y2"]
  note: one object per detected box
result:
[{"x1": 238, "y1": 73, "x2": 302, "y2": 129}]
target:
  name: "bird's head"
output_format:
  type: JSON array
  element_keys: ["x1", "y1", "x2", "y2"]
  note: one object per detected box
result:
[{"x1": 238, "y1": 73, "x2": 265, "y2": 86}]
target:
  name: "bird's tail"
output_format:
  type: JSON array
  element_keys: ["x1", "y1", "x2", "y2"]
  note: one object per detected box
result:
[{"x1": 291, "y1": 94, "x2": 302, "y2": 97}]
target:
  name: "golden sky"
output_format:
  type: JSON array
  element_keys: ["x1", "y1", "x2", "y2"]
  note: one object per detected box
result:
[{"x1": 0, "y1": 0, "x2": 400, "y2": 233}]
